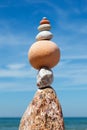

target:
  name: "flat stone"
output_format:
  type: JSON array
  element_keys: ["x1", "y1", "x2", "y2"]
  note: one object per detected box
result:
[
  {"x1": 37, "y1": 67, "x2": 53, "y2": 88},
  {"x1": 40, "y1": 18, "x2": 50, "y2": 25},
  {"x1": 19, "y1": 87, "x2": 64, "y2": 130},
  {"x1": 36, "y1": 31, "x2": 53, "y2": 41},
  {"x1": 38, "y1": 24, "x2": 51, "y2": 31}
]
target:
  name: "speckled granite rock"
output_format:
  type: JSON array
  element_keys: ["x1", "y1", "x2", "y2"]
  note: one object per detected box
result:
[{"x1": 19, "y1": 87, "x2": 64, "y2": 130}]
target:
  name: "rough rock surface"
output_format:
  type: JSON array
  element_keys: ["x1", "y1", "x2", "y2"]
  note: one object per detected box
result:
[
  {"x1": 19, "y1": 87, "x2": 64, "y2": 130},
  {"x1": 37, "y1": 67, "x2": 53, "y2": 88}
]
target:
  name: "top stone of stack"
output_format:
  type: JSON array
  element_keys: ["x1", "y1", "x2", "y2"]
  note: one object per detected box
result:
[
  {"x1": 36, "y1": 17, "x2": 53, "y2": 41},
  {"x1": 40, "y1": 17, "x2": 50, "y2": 24}
]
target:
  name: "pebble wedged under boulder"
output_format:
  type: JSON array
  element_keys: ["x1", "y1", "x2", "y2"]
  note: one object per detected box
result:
[
  {"x1": 37, "y1": 67, "x2": 53, "y2": 88},
  {"x1": 19, "y1": 87, "x2": 64, "y2": 130}
]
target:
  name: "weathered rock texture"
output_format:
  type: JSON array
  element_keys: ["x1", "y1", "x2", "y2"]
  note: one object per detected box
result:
[
  {"x1": 37, "y1": 67, "x2": 53, "y2": 88},
  {"x1": 19, "y1": 87, "x2": 64, "y2": 130}
]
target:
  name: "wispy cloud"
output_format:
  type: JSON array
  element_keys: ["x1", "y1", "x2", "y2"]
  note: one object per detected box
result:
[
  {"x1": 0, "y1": 0, "x2": 86, "y2": 92},
  {"x1": 0, "y1": 33, "x2": 27, "y2": 45},
  {"x1": 53, "y1": 59, "x2": 87, "y2": 89},
  {"x1": 0, "y1": 66, "x2": 36, "y2": 78},
  {"x1": 0, "y1": 63, "x2": 37, "y2": 91},
  {"x1": 0, "y1": 81, "x2": 36, "y2": 91},
  {"x1": 59, "y1": 21, "x2": 87, "y2": 34},
  {"x1": 25, "y1": 0, "x2": 68, "y2": 20},
  {"x1": 1, "y1": 61, "x2": 87, "y2": 91},
  {"x1": 55, "y1": 86, "x2": 87, "y2": 91},
  {"x1": 61, "y1": 55, "x2": 87, "y2": 60},
  {"x1": 0, "y1": 30, "x2": 31, "y2": 46},
  {"x1": 7, "y1": 63, "x2": 26, "y2": 70},
  {"x1": 27, "y1": 0, "x2": 85, "y2": 22},
  {"x1": 0, "y1": 20, "x2": 33, "y2": 46}
]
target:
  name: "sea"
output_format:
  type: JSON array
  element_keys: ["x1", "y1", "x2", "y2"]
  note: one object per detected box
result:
[{"x1": 0, "y1": 117, "x2": 87, "y2": 130}]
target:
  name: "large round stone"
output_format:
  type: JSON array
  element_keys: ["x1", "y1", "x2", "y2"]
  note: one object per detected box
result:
[{"x1": 28, "y1": 40, "x2": 60, "y2": 69}]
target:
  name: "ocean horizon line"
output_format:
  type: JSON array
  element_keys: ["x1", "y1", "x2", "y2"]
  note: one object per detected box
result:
[{"x1": 0, "y1": 116, "x2": 87, "y2": 118}]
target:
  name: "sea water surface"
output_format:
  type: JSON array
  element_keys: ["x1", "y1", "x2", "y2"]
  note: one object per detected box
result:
[
  {"x1": 0, "y1": 117, "x2": 87, "y2": 130},
  {"x1": 0, "y1": 117, "x2": 20, "y2": 130}
]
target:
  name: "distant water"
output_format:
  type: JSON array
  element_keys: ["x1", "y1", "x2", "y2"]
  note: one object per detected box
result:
[
  {"x1": 0, "y1": 117, "x2": 87, "y2": 130},
  {"x1": 0, "y1": 117, "x2": 20, "y2": 130},
  {"x1": 64, "y1": 117, "x2": 87, "y2": 130}
]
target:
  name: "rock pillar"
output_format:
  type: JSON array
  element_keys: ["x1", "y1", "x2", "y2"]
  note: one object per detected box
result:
[{"x1": 19, "y1": 17, "x2": 64, "y2": 130}]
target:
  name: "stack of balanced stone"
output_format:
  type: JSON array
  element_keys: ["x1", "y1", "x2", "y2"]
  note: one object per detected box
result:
[{"x1": 19, "y1": 17, "x2": 64, "y2": 130}]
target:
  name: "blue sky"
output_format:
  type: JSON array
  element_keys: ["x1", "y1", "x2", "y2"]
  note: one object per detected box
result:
[{"x1": 0, "y1": 0, "x2": 87, "y2": 117}]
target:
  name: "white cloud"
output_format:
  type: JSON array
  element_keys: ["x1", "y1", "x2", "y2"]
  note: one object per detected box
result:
[
  {"x1": 0, "y1": 0, "x2": 86, "y2": 92},
  {"x1": 0, "y1": 20, "x2": 33, "y2": 46},
  {"x1": 0, "y1": 81, "x2": 36, "y2": 91},
  {"x1": 59, "y1": 21, "x2": 87, "y2": 34},
  {"x1": 0, "y1": 65, "x2": 37, "y2": 91},
  {"x1": 26, "y1": 0, "x2": 68, "y2": 20},
  {"x1": 0, "y1": 67, "x2": 36, "y2": 78},
  {"x1": 61, "y1": 55, "x2": 87, "y2": 60},
  {"x1": 53, "y1": 59, "x2": 87, "y2": 88},
  {"x1": 7, "y1": 63, "x2": 26, "y2": 70},
  {"x1": 55, "y1": 86, "x2": 87, "y2": 91},
  {"x1": 0, "y1": 32, "x2": 30, "y2": 46},
  {"x1": 54, "y1": 23, "x2": 87, "y2": 62},
  {"x1": 0, "y1": 61, "x2": 87, "y2": 91}
]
